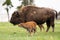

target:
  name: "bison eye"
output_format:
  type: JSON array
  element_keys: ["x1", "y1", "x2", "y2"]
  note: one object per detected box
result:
[
  {"x1": 16, "y1": 15, "x2": 20, "y2": 17},
  {"x1": 16, "y1": 14, "x2": 20, "y2": 17}
]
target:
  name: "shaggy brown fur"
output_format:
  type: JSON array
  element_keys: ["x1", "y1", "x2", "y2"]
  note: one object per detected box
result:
[
  {"x1": 18, "y1": 21, "x2": 37, "y2": 36},
  {"x1": 10, "y1": 6, "x2": 57, "y2": 32}
]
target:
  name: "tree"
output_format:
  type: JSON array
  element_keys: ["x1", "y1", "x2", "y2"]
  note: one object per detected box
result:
[
  {"x1": 2, "y1": 0, "x2": 34, "y2": 21},
  {"x1": 17, "y1": 0, "x2": 34, "y2": 9},
  {"x1": 21, "y1": 0, "x2": 34, "y2": 6},
  {"x1": 2, "y1": 0, "x2": 13, "y2": 21},
  {"x1": 22, "y1": 0, "x2": 31, "y2": 6}
]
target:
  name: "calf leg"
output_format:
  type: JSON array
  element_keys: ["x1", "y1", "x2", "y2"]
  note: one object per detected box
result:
[
  {"x1": 27, "y1": 29, "x2": 34, "y2": 36},
  {"x1": 33, "y1": 28, "x2": 36, "y2": 33}
]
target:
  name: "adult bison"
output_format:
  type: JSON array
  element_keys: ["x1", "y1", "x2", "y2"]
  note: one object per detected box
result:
[{"x1": 10, "y1": 6, "x2": 57, "y2": 32}]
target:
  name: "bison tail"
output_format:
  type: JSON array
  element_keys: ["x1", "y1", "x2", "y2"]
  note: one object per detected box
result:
[
  {"x1": 54, "y1": 10, "x2": 58, "y2": 19},
  {"x1": 55, "y1": 11, "x2": 58, "y2": 19}
]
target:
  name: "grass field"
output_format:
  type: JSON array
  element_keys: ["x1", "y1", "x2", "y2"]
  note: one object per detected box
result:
[{"x1": 0, "y1": 20, "x2": 60, "y2": 40}]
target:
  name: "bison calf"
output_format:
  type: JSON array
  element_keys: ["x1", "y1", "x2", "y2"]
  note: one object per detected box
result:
[{"x1": 18, "y1": 21, "x2": 37, "y2": 36}]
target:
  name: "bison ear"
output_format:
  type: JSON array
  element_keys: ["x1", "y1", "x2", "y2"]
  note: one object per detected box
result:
[
  {"x1": 16, "y1": 11, "x2": 19, "y2": 15},
  {"x1": 15, "y1": 11, "x2": 20, "y2": 17}
]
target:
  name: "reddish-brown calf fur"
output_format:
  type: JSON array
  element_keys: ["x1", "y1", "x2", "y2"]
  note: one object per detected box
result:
[{"x1": 18, "y1": 21, "x2": 37, "y2": 35}]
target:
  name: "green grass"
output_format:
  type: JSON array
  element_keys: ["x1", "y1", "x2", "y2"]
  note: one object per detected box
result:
[{"x1": 0, "y1": 20, "x2": 60, "y2": 40}]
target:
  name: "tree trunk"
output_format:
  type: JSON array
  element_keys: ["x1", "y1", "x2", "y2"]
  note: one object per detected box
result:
[
  {"x1": 6, "y1": 6, "x2": 9, "y2": 21},
  {"x1": 22, "y1": 0, "x2": 34, "y2": 6}
]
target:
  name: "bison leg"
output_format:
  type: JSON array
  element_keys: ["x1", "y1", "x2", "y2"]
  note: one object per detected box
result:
[
  {"x1": 46, "y1": 26, "x2": 50, "y2": 32},
  {"x1": 50, "y1": 20, "x2": 55, "y2": 32},
  {"x1": 51, "y1": 24, "x2": 54, "y2": 32},
  {"x1": 38, "y1": 24, "x2": 44, "y2": 31},
  {"x1": 46, "y1": 20, "x2": 50, "y2": 32}
]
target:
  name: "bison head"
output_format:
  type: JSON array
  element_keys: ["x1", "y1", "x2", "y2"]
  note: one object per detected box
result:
[{"x1": 10, "y1": 11, "x2": 25, "y2": 25}]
